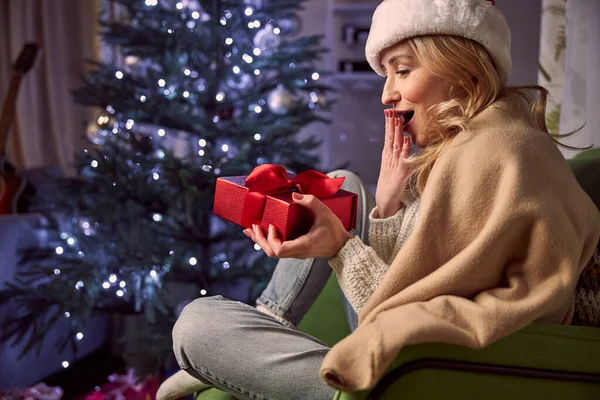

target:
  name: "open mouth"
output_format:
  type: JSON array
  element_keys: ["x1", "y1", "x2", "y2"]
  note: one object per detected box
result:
[{"x1": 398, "y1": 111, "x2": 415, "y2": 128}]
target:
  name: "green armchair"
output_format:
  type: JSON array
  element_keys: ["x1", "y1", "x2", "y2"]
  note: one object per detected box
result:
[{"x1": 197, "y1": 150, "x2": 600, "y2": 399}]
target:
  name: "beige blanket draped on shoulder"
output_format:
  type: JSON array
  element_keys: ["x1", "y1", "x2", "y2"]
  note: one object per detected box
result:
[{"x1": 320, "y1": 95, "x2": 600, "y2": 391}]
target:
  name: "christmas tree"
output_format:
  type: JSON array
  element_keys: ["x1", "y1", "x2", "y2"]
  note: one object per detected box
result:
[{"x1": 0, "y1": 0, "x2": 332, "y2": 377}]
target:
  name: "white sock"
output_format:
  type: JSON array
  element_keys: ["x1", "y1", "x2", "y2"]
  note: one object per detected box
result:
[{"x1": 157, "y1": 370, "x2": 213, "y2": 400}]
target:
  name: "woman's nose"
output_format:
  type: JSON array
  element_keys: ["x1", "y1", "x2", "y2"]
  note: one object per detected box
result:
[{"x1": 381, "y1": 78, "x2": 400, "y2": 105}]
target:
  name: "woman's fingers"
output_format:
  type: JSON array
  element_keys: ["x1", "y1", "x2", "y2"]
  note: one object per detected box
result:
[
  {"x1": 402, "y1": 136, "x2": 410, "y2": 158},
  {"x1": 384, "y1": 109, "x2": 394, "y2": 151},
  {"x1": 245, "y1": 224, "x2": 310, "y2": 259},
  {"x1": 252, "y1": 224, "x2": 276, "y2": 257},
  {"x1": 393, "y1": 116, "x2": 403, "y2": 155}
]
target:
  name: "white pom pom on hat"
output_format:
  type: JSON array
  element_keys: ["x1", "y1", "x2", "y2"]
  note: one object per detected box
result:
[{"x1": 365, "y1": 0, "x2": 512, "y2": 84}]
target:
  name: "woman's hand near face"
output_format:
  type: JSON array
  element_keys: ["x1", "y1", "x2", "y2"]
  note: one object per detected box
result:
[{"x1": 375, "y1": 109, "x2": 412, "y2": 218}]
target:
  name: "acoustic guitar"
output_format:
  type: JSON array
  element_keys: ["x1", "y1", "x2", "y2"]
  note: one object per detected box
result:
[{"x1": 0, "y1": 43, "x2": 39, "y2": 215}]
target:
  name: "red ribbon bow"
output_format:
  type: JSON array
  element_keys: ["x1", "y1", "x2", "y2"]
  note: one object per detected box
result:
[{"x1": 241, "y1": 164, "x2": 345, "y2": 229}]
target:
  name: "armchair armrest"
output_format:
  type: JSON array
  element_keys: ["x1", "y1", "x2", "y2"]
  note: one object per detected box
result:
[{"x1": 333, "y1": 324, "x2": 600, "y2": 400}]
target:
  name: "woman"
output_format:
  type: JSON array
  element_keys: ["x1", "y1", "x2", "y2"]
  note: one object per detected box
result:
[{"x1": 159, "y1": 0, "x2": 600, "y2": 399}]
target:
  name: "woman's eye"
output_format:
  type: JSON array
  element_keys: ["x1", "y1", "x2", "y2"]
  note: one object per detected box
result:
[{"x1": 396, "y1": 70, "x2": 410, "y2": 77}]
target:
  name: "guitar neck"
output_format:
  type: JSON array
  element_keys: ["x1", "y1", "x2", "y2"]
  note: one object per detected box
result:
[{"x1": 0, "y1": 74, "x2": 23, "y2": 157}]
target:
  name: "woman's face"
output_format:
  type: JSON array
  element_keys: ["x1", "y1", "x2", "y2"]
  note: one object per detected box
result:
[{"x1": 380, "y1": 41, "x2": 454, "y2": 147}]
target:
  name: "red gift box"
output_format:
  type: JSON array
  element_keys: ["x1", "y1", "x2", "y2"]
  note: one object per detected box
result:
[{"x1": 214, "y1": 164, "x2": 358, "y2": 241}]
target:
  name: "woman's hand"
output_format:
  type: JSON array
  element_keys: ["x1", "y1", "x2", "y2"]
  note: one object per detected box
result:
[
  {"x1": 375, "y1": 109, "x2": 412, "y2": 218},
  {"x1": 242, "y1": 192, "x2": 353, "y2": 259}
]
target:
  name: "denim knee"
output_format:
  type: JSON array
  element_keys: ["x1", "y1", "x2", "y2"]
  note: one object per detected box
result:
[
  {"x1": 172, "y1": 295, "x2": 225, "y2": 369},
  {"x1": 326, "y1": 169, "x2": 363, "y2": 191},
  {"x1": 326, "y1": 169, "x2": 375, "y2": 244}
]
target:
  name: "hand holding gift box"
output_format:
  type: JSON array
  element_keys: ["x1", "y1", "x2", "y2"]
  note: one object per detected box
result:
[{"x1": 213, "y1": 165, "x2": 358, "y2": 252}]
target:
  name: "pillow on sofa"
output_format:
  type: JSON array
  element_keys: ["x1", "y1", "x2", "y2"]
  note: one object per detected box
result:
[
  {"x1": 572, "y1": 242, "x2": 600, "y2": 327},
  {"x1": 567, "y1": 157, "x2": 600, "y2": 211}
]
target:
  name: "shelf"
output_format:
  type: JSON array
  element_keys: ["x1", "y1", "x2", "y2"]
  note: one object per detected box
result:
[
  {"x1": 332, "y1": 3, "x2": 378, "y2": 14},
  {"x1": 333, "y1": 72, "x2": 382, "y2": 81},
  {"x1": 331, "y1": 72, "x2": 383, "y2": 90}
]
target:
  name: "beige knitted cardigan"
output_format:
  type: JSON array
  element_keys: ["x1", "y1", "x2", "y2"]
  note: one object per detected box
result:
[{"x1": 319, "y1": 95, "x2": 600, "y2": 391}]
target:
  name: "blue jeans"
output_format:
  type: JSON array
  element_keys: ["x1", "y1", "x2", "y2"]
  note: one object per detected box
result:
[{"x1": 172, "y1": 170, "x2": 376, "y2": 400}]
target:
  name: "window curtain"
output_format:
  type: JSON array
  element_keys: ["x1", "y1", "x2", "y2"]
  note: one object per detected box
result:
[
  {"x1": 559, "y1": 0, "x2": 600, "y2": 157},
  {"x1": 539, "y1": 0, "x2": 600, "y2": 158},
  {"x1": 0, "y1": 0, "x2": 99, "y2": 174}
]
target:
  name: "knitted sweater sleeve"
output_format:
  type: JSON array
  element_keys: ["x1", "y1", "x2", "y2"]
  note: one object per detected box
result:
[
  {"x1": 328, "y1": 199, "x2": 420, "y2": 314},
  {"x1": 369, "y1": 199, "x2": 420, "y2": 264}
]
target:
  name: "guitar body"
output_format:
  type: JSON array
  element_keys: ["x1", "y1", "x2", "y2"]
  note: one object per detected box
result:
[
  {"x1": 0, "y1": 43, "x2": 39, "y2": 216},
  {"x1": 0, "y1": 157, "x2": 32, "y2": 215},
  {"x1": 0, "y1": 171, "x2": 27, "y2": 215}
]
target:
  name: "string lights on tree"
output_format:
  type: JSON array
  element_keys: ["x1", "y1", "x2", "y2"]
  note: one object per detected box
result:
[{"x1": 0, "y1": 0, "x2": 333, "y2": 375}]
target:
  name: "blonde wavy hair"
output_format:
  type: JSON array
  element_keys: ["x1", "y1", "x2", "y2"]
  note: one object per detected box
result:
[{"x1": 403, "y1": 35, "x2": 584, "y2": 196}]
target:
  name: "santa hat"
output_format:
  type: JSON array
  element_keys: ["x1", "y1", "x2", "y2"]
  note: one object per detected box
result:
[{"x1": 365, "y1": 0, "x2": 512, "y2": 84}]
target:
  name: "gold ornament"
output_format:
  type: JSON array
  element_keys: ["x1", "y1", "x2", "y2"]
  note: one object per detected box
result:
[{"x1": 267, "y1": 84, "x2": 294, "y2": 115}]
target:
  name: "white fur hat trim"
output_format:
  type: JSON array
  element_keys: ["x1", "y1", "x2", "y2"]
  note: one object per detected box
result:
[{"x1": 365, "y1": 0, "x2": 512, "y2": 83}]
